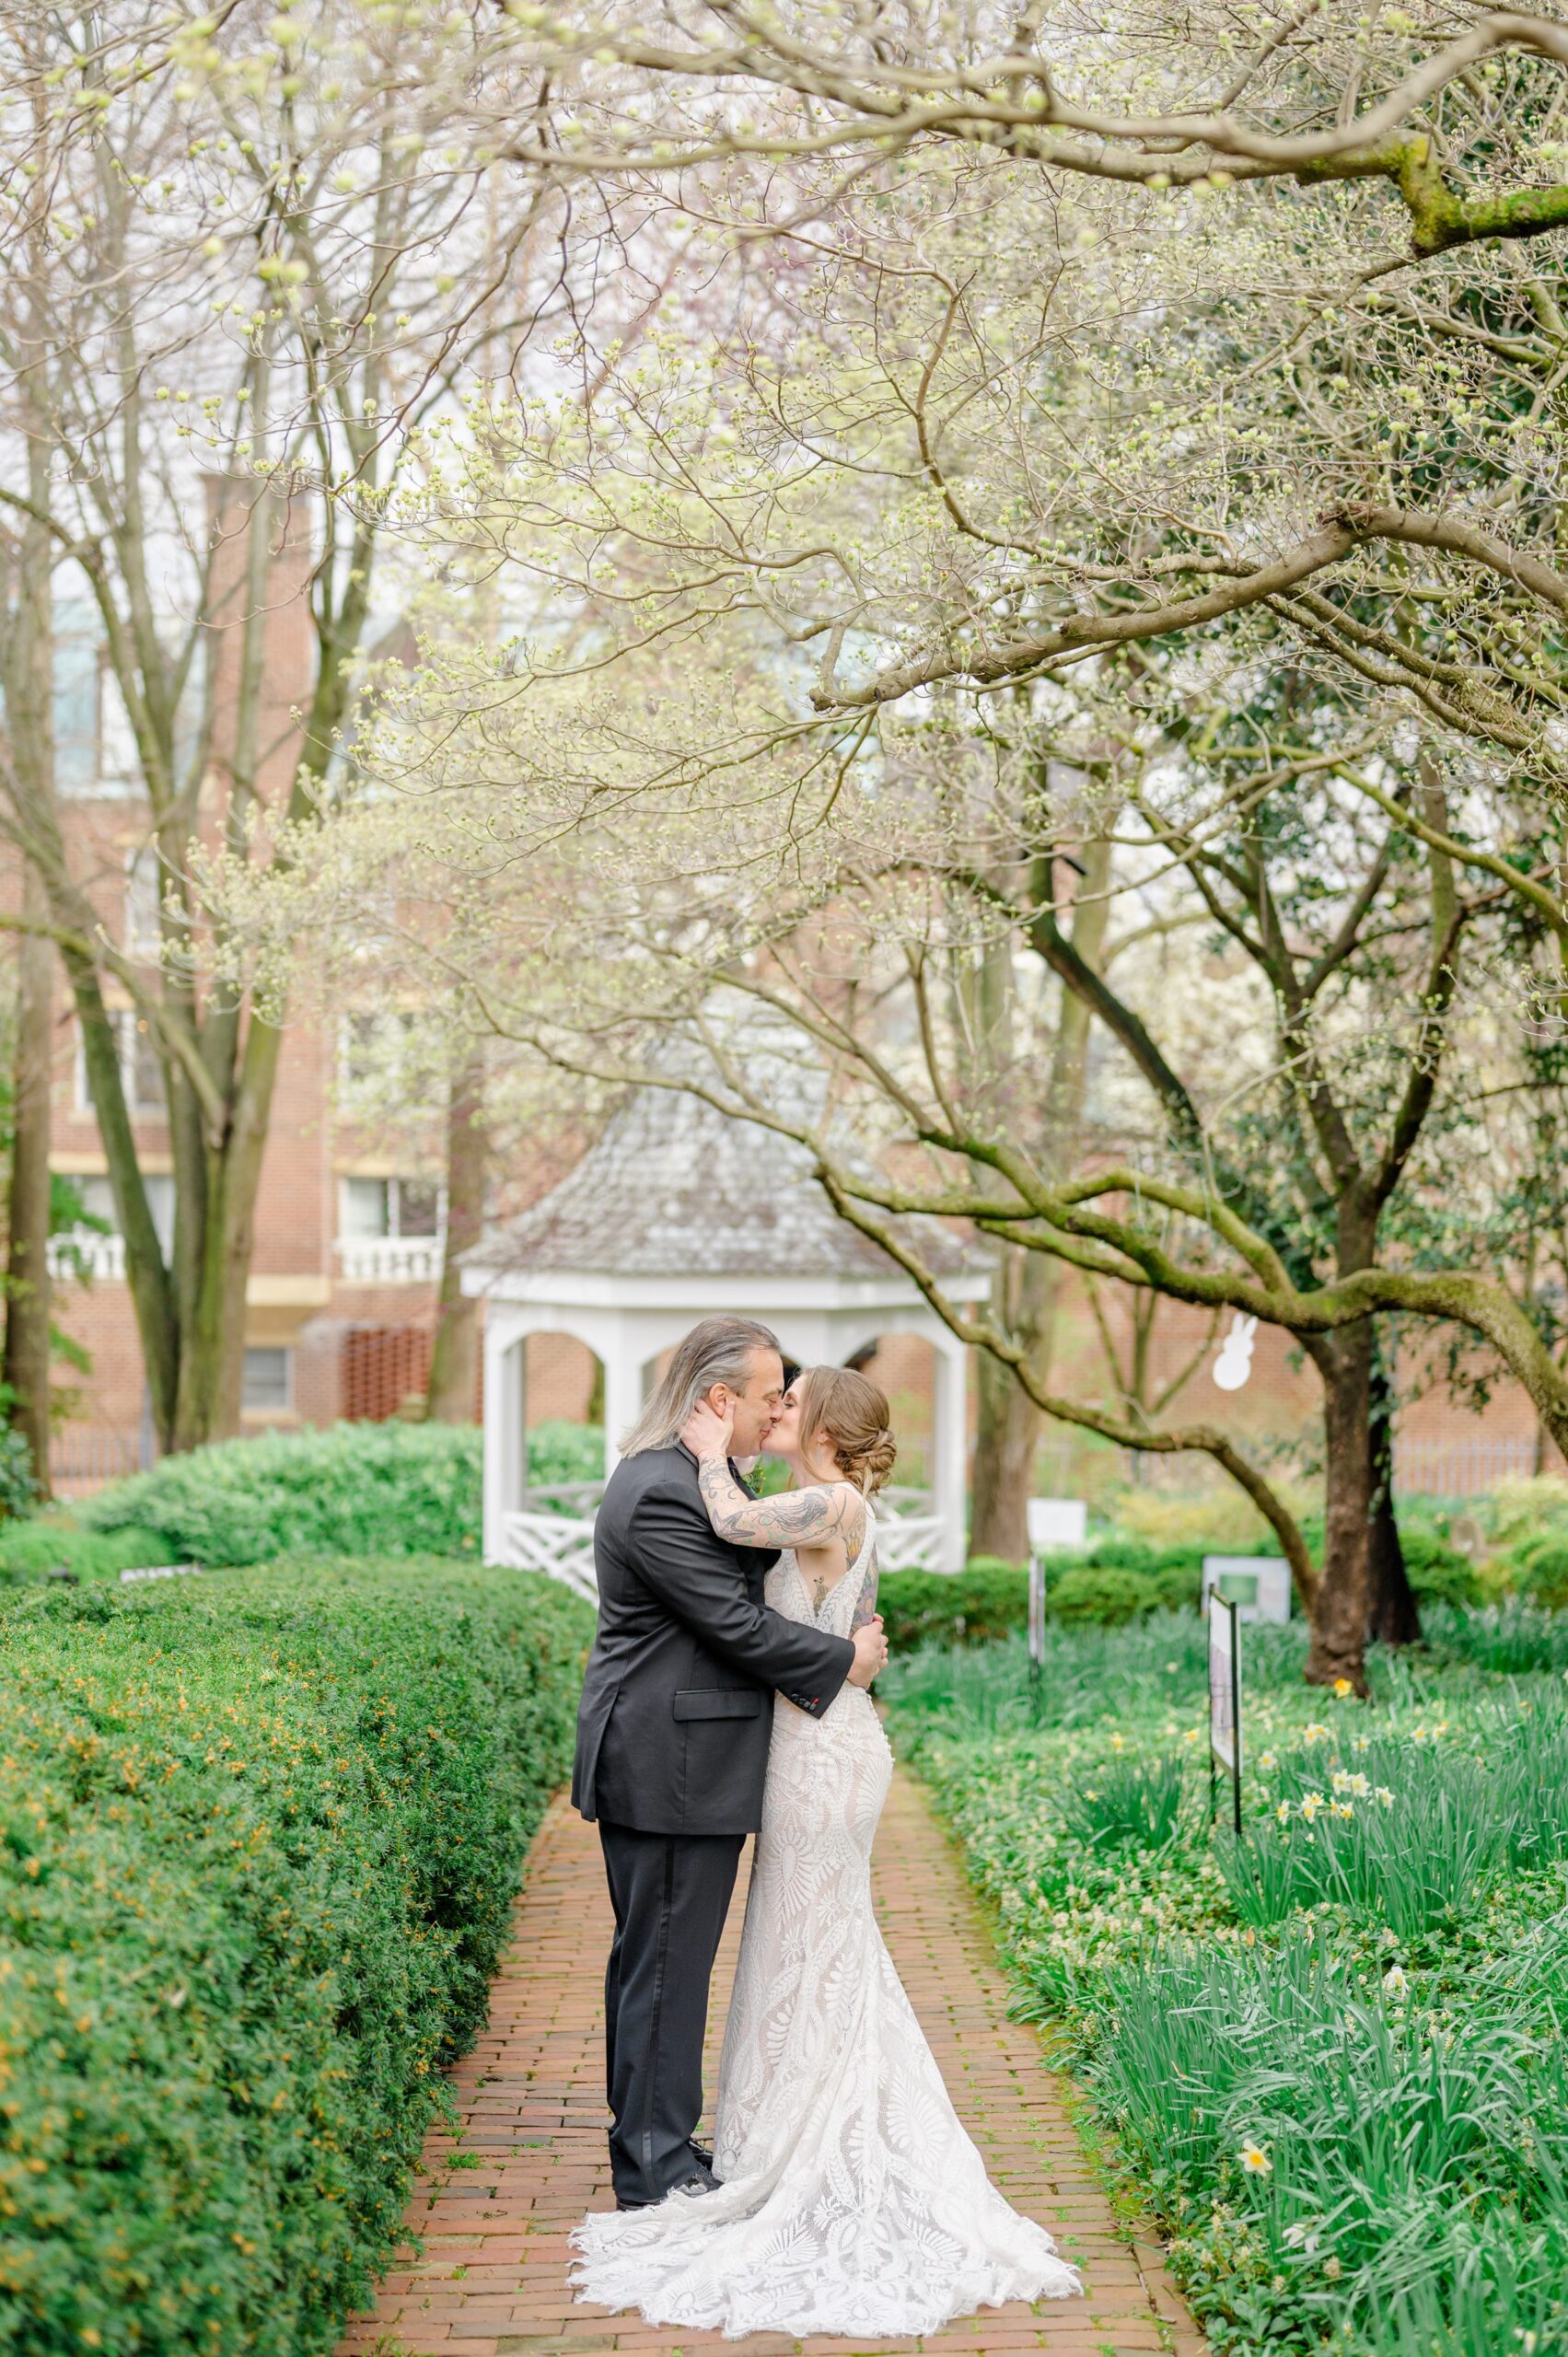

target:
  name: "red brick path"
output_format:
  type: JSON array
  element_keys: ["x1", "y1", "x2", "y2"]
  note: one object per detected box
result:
[{"x1": 337, "y1": 1771, "x2": 1207, "y2": 2357}]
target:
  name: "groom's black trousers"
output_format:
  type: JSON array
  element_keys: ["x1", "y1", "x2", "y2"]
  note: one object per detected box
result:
[{"x1": 598, "y1": 1820, "x2": 745, "y2": 2208}]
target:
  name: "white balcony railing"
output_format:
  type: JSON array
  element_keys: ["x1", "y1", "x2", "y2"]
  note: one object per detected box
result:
[
  {"x1": 47, "y1": 1231, "x2": 126, "y2": 1283},
  {"x1": 335, "y1": 1235, "x2": 444, "y2": 1283}
]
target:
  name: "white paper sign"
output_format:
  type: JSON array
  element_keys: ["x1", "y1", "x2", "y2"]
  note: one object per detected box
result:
[{"x1": 1026, "y1": 1497, "x2": 1087, "y2": 1551}]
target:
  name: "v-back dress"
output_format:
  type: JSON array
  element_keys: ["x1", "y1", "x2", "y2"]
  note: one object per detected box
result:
[{"x1": 570, "y1": 1505, "x2": 1079, "y2": 2339}]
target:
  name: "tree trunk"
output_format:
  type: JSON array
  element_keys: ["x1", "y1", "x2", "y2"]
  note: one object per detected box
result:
[
  {"x1": 970, "y1": 1321, "x2": 1038, "y2": 1560},
  {"x1": 1, "y1": 459, "x2": 57, "y2": 1494},
  {"x1": 970, "y1": 1243, "x2": 1062, "y2": 1557},
  {"x1": 427, "y1": 1048, "x2": 486, "y2": 1423},
  {"x1": 4, "y1": 865, "x2": 53, "y2": 1496},
  {"x1": 971, "y1": 824, "x2": 1113, "y2": 1553},
  {"x1": 1304, "y1": 1322, "x2": 1376, "y2": 1691},
  {"x1": 170, "y1": 1013, "x2": 287, "y2": 1451},
  {"x1": 1367, "y1": 1337, "x2": 1420, "y2": 1644}
]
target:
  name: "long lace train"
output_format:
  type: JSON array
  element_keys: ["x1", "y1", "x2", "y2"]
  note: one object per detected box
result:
[{"x1": 570, "y1": 1513, "x2": 1079, "y2": 2339}]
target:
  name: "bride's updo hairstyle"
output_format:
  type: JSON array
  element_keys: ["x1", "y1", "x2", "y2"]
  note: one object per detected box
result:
[{"x1": 797, "y1": 1365, "x2": 897, "y2": 1496}]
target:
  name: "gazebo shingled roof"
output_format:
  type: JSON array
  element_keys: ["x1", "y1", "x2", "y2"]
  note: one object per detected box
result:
[{"x1": 466, "y1": 1081, "x2": 985, "y2": 1283}]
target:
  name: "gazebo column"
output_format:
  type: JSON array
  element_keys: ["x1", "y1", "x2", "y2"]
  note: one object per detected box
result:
[
  {"x1": 930, "y1": 1332, "x2": 970, "y2": 1572},
  {"x1": 482, "y1": 1317, "x2": 528, "y2": 1564},
  {"x1": 601, "y1": 1333, "x2": 645, "y2": 1476}
]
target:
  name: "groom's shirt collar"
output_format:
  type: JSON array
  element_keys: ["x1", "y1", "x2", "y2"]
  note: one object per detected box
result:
[{"x1": 674, "y1": 1438, "x2": 755, "y2": 1495}]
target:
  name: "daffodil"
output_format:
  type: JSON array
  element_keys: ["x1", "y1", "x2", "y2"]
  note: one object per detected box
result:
[
  {"x1": 1332, "y1": 1678, "x2": 1353, "y2": 1697},
  {"x1": 1240, "y1": 2141, "x2": 1271, "y2": 2174}
]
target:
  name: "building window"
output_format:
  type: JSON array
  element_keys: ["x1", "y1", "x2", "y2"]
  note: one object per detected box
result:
[
  {"x1": 396, "y1": 1178, "x2": 440, "y2": 1237},
  {"x1": 242, "y1": 1346, "x2": 293, "y2": 1414},
  {"x1": 76, "y1": 1009, "x2": 167, "y2": 1117},
  {"x1": 341, "y1": 1176, "x2": 389, "y2": 1238},
  {"x1": 124, "y1": 847, "x2": 164, "y2": 958},
  {"x1": 338, "y1": 1175, "x2": 443, "y2": 1240},
  {"x1": 75, "y1": 1170, "x2": 175, "y2": 1257},
  {"x1": 337, "y1": 1010, "x2": 417, "y2": 1097},
  {"x1": 53, "y1": 601, "x2": 102, "y2": 795}
]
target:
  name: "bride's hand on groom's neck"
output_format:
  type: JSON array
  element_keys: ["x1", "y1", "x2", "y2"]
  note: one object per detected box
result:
[{"x1": 681, "y1": 1397, "x2": 735, "y2": 1460}]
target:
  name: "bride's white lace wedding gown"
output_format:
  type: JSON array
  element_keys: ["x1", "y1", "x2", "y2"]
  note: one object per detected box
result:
[{"x1": 570, "y1": 1509, "x2": 1079, "y2": 2339}]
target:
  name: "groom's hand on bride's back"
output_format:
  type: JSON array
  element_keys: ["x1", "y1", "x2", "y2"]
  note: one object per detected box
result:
[{"x1": 847, "y1": 1616, "x2": 888, "y2": 1689}]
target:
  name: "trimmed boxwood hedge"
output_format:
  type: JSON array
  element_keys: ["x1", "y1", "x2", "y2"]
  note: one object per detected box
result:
[
  {"x1": 0, "y1": 1555, "x2": 591, "y2": 2355},
  {"x1": 75, "y1": 1422, "x2": 610, "y2": 1572},
  {"x1": 877, "y1": 1562, "x2": 1030, "y2": 1650},
  {"x1": 81, "y1": 1424, "x2": 485, "y2": 1567},
  {"x1": 878, "y1": 1542, "x2": 1210, "y2": 1647}
]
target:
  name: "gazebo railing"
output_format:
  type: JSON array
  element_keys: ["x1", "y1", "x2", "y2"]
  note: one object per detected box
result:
[
  {"x1": 499, "y1": 1508, "x2": 599, "y2": 1603},
  {"x1": 874, "y1": 1512, "x2": 947, "y2": 1573},
  {"x1": 497, "y1": 1486, "x2": 951, "y2": 1597},
  {"x1": 524, "y1": 1478, "x2": 608, "y2": 1515}
]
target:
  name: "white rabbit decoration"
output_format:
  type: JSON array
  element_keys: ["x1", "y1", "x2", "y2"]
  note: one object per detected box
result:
[{"x1": 1213, "y1": 1313, "x2": 1259, "y2": 1393}]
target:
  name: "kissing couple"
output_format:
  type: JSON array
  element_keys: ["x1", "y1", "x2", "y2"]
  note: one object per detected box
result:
[{"x1": 569, "y1": 1316, "x2": 1078, "y2": 2338}]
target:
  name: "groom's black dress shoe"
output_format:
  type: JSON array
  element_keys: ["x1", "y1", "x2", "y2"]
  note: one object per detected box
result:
[
  {"x1": 688, "y1": 2138, "x2": 714, "y2": 2171},
  {"x1": 615, "y1": 2155, "x2": 717, "y2": 2211}
]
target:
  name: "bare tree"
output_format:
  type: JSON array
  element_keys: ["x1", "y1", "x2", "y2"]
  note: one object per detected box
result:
[{"x1": 0, "y1": 0, "x2": 555, "y2": 1449}]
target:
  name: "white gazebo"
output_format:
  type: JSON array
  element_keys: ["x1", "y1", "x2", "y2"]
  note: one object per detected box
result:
[{"x1": 463, "y1": 1080, "x2": 992, "y2": 1591}]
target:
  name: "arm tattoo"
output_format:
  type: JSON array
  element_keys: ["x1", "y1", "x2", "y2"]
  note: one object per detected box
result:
[{"x1": 695, "y1": 1456, "x2": 856, "y2": 1549}]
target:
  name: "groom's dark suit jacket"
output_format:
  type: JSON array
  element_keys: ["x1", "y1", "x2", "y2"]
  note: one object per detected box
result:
[{"x1": 573, "y1": 1441, "x2": 855, "y2": 1837}]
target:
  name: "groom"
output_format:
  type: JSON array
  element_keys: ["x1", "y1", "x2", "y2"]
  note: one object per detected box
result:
[{"x1": 574, "y1": 1315, "x2": 888, "y2": 2210}]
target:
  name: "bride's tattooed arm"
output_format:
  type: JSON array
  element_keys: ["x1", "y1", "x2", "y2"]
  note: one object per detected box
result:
[{"x1": 696, "y1": 1455, "x2": 865, "y2": 1556}]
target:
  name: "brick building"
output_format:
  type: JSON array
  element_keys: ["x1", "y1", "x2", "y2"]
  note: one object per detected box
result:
[{"x1": 30, "y1": 485, "x2": 603, "y2": 1491}]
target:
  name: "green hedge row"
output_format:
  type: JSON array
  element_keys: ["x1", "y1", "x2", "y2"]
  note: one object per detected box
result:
[
  {"x1": 879, "y1": 1527, "x2": 1482, "y2": 1644},
  {"x1": 877, "y1": 1543, "x2": 1205, "y2": 1647},
  {"x1": 0, "y1": 1556, "x2": 591, "y2": 2354},
  {"x1": 61, "y1": 1422, "x2": 607, "y2": 1573}
]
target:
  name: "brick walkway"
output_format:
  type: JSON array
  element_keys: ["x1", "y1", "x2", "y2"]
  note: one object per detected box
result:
[{"x1": 338, "y1": 1771, "x2": 1206, "y2": 2357}]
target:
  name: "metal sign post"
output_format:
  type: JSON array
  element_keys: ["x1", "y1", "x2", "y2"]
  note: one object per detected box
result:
[{"x1": 1208, "y1": 1590, "x2": 1243, "y2": 1836}]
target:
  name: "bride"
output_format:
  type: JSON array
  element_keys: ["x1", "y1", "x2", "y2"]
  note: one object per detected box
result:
[{"x1": 570, "y1": 1364, "x2": 1078, "y2": 2340}]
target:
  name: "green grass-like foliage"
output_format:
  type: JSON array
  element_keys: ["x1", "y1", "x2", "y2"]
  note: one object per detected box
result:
[
  {"x1": 1423, "y1": 1596, "x2": 1568, "y2": 1675},
  {"x1": 1061, "y1": 1747, "x2": 1191, "y2": 1852},
  {"x1": 883, "y1": 1612, "x2": 1568, "y2": 2353},
  {"x1": 1093, "y1": 1929, "x2": 1568, "y2": 2353},
  {"x1": 0, "y1": 1555, "x2": 591, "y2": 2354}
]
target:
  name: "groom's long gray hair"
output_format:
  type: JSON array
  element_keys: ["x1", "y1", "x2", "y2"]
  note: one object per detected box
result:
[{"x1": 621, "y1": 1316, "x2": 783, "y2": 1456}]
